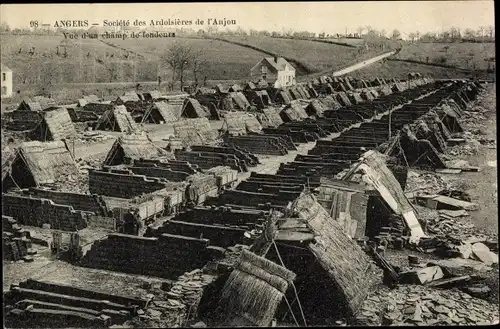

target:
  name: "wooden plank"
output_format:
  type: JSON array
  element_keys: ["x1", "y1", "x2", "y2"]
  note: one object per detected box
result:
[
  {"x1": 279, "y1": 218, "x2": 308, "y2": 229},
  {"x1": 435, "y1": 168, "x2": 462, "y2": 174},
  {"x1": 275, "y1": 230, "x2": 314, "y2": 242},
  {"x1": 432, "y1": 195, "x2": 479, "y2": 211}
]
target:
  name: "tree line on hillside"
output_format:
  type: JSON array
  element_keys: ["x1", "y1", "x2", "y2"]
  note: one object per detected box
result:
[{"x1": 1, "y1": 21, "x2": 494, "y2": 43}]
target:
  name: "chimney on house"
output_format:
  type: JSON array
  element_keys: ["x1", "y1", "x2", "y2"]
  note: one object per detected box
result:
[{"x1": 274, "y1": 55, "x2": 278, "y2": 63}]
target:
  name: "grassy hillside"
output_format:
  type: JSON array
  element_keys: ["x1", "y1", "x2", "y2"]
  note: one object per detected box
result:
[
  {"x1": 212, "y1": 35, "x2": 385, "y2": 74},
  {"x1": 106, "y1": 37, "x2": 266, "y2": 80},
  {"x1": 395, "y1": 42, "x2": 495, "y2": 70}
]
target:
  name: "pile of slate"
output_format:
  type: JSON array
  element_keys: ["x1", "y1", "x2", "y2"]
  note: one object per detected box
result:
[
  {"x1": 143, "y1": 299, "x2": 187, "y2": 328},
  {"x1": 51, "y1": 171, "x2": 89, "y2": 194},
  {"x1": 406, "y1": 171, "x2": 448, "y2": 194},
  {"x1": 356, "y1": 285, "x2": 499, "y2": 326},
  {"x1": 445, "y1": 133, "x2": 482, "y2": 157},
  {"x1": 165, "y1": 269, "x2": 216, "y2": 322},
  {"x1": 425, "y1": 210, "x2": 497, "y2": 245}
]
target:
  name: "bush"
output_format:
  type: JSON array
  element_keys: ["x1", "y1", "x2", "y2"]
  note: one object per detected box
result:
[{"x1": 434, "y1": 55, "x2": 448, "y2": 64}]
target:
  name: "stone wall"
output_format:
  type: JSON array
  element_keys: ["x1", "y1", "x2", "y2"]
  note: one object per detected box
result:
[
  {"x1": 2, "y1": 194, "x2": 87, "y2": 231},
  {"x1": 89, "y1": 170, "x2": 169, "y2": 198}
]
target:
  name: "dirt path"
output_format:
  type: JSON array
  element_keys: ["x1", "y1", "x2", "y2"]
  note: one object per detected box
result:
[{"x1": 441, "y1": 85, "x2": 497, "y2": 234}]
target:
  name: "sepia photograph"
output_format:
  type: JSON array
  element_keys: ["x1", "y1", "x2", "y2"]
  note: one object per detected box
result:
[{"x1": 0, "y1": 1, "x2": 497, "y2": 327}]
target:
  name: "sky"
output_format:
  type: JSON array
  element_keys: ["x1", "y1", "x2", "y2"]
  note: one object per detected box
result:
[{"x1": 0, "y1": 1, "x2": 495, "y2": 36}]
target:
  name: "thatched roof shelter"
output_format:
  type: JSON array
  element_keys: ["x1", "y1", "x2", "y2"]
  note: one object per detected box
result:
[
  {"x1": 196, "y1": 87, "x2": 217, "y2": 97},
  {"x1": 347, "y1": 150, "x2": 426, "y2": 243},
  {"x1": 246, "y1": 90, "x2": 271, "y2": 109},
  {"x1": 31, "y1": 107, "x2": 76, "y2": 141},
  {"x1": 276, "y1": 90, "x2": 292, "y2": 105},
  {"x1": 228, "y1": 92, "x2": 251, "y2": 110},
  {"x1": 228, "y1": 84, "x2": 243, "y2": 92},
  {"x1": 222, "y1": 112, "x2": 262, "y2": 136},
  {"x1": 215, "y1": 84, "x2": 229, "y2": 94},
  {"x1": 259, "y1": 108, "x2": 284, "y2": 128},
  {"x1": 95, "y1": 105, "x2": 138, "y2": 132},
  {"x1": 141, "y1": 101, "x2": 181, "y2": 124},
  {"x1": 103, "y1": 133, "x2": 171, "y2": 166},
  {"x1": 140, "y1": 90, "x2": 162, "y2": 101},
  {"x1": 280, "y1": 101, "x2": 309, "y2": 122},
  {"x1": 244, "y1": 81, "x2": 256, "y2": 91},
  {"x1": 211, "y1": 249, "x2": 296, "y2": 327},
  {"x1": 16, "y1": 100, "x2": 42, "y2": 112},
  {"x1": 182, "y1": 98, "x2": 210, "y2": 118},
  {"x1": 9, "y1": 141, "x2": 79, "y2": 188},
  {"x1": 173, "y1": 118, "x2": 219, "y2": 146},
  {"x1": 291, "y1": 193, "x2": 372, "y2": 317},
  {"x1": 320, "y1": 95, "x2": 342, "y2": 110},
  {"x1": 115, "y1": 93, "x2": 140, "y2": 104},
  {"x1": 305, "y1": 99, "x2": 328, "y2": 117}
]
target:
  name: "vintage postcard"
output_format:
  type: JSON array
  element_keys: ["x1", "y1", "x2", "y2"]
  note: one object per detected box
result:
[{"x1": 1, "y1": 1, "x2": 497, "y2": 328}]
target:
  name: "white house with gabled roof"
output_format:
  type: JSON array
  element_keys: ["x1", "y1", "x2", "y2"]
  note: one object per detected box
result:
[
  {"x1": 1, "y1": 63, "x2": 13, "y2": 99},
  {"x1": 250, "y1": 56, "x2": 296, "y2": 88}
]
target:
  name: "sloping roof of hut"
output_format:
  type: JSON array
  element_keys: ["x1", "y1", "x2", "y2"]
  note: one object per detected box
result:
[
  {"x1": 215, "y1": 84, "x2": 229, "y2": 94},
  {"x1": 305, "y1": 99, "x2": 329, "y2": 116},
  {"x1": 17, "y1": 100, "x2": 42, "y2": 112},
  {"x1": 103, "y1": 133, "x2": 170, "y2": 166},
  {"x1": 182, "y1": 98, "x2": 210, "y2": 118},
  {"x1": 34, "y1": 107, "x2": 76, "y2": 141},
  {"x1": 95, "y1": 105, "x2": 138, "y2": 133},
  {"x1": 116, "y1": 93, "x2": 140, "y2": 103},
  {"x1": 229, "y1": 92, "x2": 251, "y2": 110},
  {"x1": 196, "y1": 87, "x2": 217, "y2": 96},
  {"x1": 222, "y1": 112, "x2": 262, "y2": 136},
  {"x1": 16, "y1": 141, "x2": 78, "y2": 186},
  {"x1": 281, "y1": 100, "x2": 309, "y2": 121},
  {"x1": 212, "y1": 249, "x2": 296, "y2": 327},
  {"x1": 229, "y1": 83, "x2": 243, "y2": 92},
  {"x1": 260, "y1": 108, "x2": 284, "y2": 128},
  {"x1": 245, "y1": 81, "x2": 256, "y2": 90},
  {"x1": 173, "y1": 118, "x2": 218, "y2": 146},
  {"x1": 292, "y1": 193, "x2": 373, "y2": 316},
  {"x1": 142, "y1": 101, "x2": 181, "y2": 124},
  {"x1": 346, "y1": 150, "x2": 426, "y2": 242}
]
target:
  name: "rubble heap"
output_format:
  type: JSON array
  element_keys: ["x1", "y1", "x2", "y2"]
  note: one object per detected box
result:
[{"x1": 357, "y1": 285, "x2": 499, "y2": 326}]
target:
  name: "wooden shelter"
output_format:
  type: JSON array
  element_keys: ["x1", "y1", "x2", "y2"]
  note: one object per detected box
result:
[
  {"x1": 209, "y1": 250, "x2": 296, "y2": 327},
  {"x1": 103, "y1": 133, "x2": 171, "y2": 166},
  {"x1": 6, "y1": 141, "x2": 78, "y2": 188},
  {"x1": 30, "y1": 107, "x2": 76, "y2": 141},
  {"x1": 95, "y1": 105, "x2": 138, "y2": 132}
]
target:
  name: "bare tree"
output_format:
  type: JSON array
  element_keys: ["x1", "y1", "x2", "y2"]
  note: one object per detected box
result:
[
  {"x1": 464, "y1": 28, "x2": 476, "y2": 40},
  {"x1": 161, "y1": 41, "x2": 193, "y2": 91},
  {"x1": 190, "y1": 48, "x2": 208, "y2": 87},
  {"x1": 356, "y1": 26, "x2": 365, "y2": 37},
  {"x1": 476, "y1": 26, "x2": 485, "y2": 40},
  {"x1": 0, "y1": 22, "x2": 10, "y2": 32},
  {"x1": 408, "y1": 32, "x2": 416, "y2": 43},
  {"x1": 391, "y1": 29, "x2": 401, "y2": 40},
  {"x1": 486, "y1": 25, "x2": 494, "y2": 40}
]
